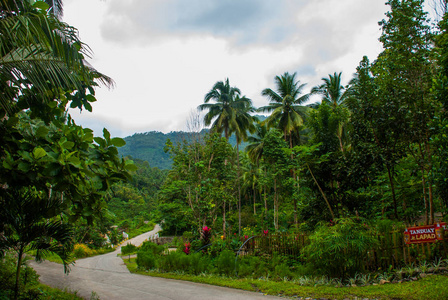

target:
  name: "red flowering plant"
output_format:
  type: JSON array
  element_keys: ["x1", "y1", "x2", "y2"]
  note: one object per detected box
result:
[
  {"x1": 183, "y1": 242, "x2": 191, "y2": 255},
  {"x1": 263, "y1": 229, "x2": 269, "y2": 236},
  {"x1": 201, "y1": 226, "x2": 212, "y2": 246}
]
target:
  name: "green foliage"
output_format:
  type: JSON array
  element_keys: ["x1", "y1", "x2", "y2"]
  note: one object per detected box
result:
[
  {"x1": 139, "y1": 241, "x2": 165, "y2": 254},
  {"x1": 157, "y1": 251, "x2": 190, "y2": 273},
  {"x1": 215, "y1": 250, "x2": 235, "y2": 276},
  {"x1": 236, "y1": 256, "x2": 268, "y2": 278},
  {"x1": 302, "y1": 217, "x2": 378, "y2": 278},
  {"x1": 136, "y1": 241, "x2": 165, "y2": 270},
  {"x1": 121, "y1": 243, "x2": 137, "y2": 256},
  {"x1": 118, "y1": 130, "x2": 251, "y2": 170},
  {"x1": 0, "y1": 253, "x2": 82, "y2": 300}
]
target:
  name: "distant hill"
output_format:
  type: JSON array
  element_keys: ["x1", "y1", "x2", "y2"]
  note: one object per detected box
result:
[
  {"x1": 118, "y1": 130, "x2": 247, "y2": 170},
  {"x1": 119, "y1": 115, "x2": 266, "y2": 169}
]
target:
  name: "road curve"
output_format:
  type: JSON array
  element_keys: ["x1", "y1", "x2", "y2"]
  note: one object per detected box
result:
[{"x1": 31, "y1": 225, "x2": 282, "y2": 300}]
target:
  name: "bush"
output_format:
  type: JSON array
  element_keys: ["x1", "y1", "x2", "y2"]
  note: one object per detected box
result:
[
  {"x1": 121, "y1": 243, "x2": 137, "y2": 256},
  {"x1": 188, "y1": 253, "x2": 211, "y2": 275},
  {"x1": 139, "y1": 241, "x2": 164, "y2": 255},
  {"x1": 136, "y1": 242, "x2": 165, "y2": 270},
  {"x1": 137, "y1": 251, "x2": 157, "y2": 270},
  {"x1": 237, "y1": 256, "x2": 268, "y2": 278},
  {"x1": 301, "y1": 217, "x2": 378, "y2": 278},
  {"x1": 215, "y1": 250, "x2": 235, "y2": 276},
  {"x1": 73, "y1": 244, "x2": 93, "y2": 258},
  {"x1": 158, "y1": 251, "x2": 189, "y2": 273}
]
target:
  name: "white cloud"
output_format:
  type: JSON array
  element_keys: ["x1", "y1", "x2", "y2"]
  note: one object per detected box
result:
[{"x1": 63, "y1": 0, "x2": 390, "y2": 137}]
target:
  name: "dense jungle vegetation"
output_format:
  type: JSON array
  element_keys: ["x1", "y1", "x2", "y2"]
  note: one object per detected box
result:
[{"x1": 2, "y1": 0, "x2": 448, "y2": 298}]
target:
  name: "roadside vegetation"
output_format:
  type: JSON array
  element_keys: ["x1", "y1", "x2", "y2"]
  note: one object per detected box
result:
[
  {"x1": 2, "y1": 0, "x2": 448, "y2": 299},
  {"x1": 123, "y1": 255, "x2": 448, "y2": 300}
]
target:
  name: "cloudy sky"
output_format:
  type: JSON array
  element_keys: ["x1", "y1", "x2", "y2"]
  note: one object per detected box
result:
[{"x1": 63, "y1": 0, "x2": 390, "y2": 138}]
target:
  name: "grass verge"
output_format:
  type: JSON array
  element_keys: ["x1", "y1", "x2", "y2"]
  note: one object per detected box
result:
[{"x1": 122, "y1": 257, "x2": 448, "y2": 300}]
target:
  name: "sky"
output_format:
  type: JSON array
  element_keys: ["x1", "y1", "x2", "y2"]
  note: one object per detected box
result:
[{"x1": 63, "y1": 0, "x2": 391, "y2": 138}]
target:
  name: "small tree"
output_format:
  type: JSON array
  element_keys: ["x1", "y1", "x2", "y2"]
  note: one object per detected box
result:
[
  {"x1": 121, "y1": 243, "x2": 137, "y2": 262},
  {"x1": 302, "y1": 217, "x2": 378, "y2": 278},
  {"x1": 0, "y1": 188, "x2": 73, "y2": 300}
]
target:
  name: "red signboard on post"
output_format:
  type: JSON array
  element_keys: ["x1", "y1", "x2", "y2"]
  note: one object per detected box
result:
[{"x1": 404, "y1": 223, "x2": 447, "y2": 244}]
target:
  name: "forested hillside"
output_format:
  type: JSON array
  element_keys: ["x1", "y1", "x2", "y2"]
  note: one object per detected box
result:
[{"x1": 118, "y1": 128, "x2": 253, "y2": 169}]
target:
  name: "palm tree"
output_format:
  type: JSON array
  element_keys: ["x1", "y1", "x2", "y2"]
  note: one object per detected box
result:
[
  {"x1": 0, "y1": 188, "x2": 73, "y2": 300},
  {"x1": 0, "y1": 0, "x2": 113, "y2": 116},
  {"x1": 258, "y1": 72, "x2": 310, "y2": 149},
  {"x1": 241, "y1": 153, "x2": 262, "y2": 215},
  {"x1": 245, "y1": 120, "x2": 268, "y2": 164},
  {"x1": 259, "y1": 72, "x2": 309, "y2": 227},
  {"x1": 45, "y1": 0, "x2": 63, "y2": 18},
  {"x1": 199, "y1": 78, "x2": 255, "y2": 236},
  {"x1": 311, "y1": 72, "x2": 349, "y2": 109},
  {"x1": 311, "y1": 72, "x2": 350, "y2": 152},
  {"x1": 230, "y1": 96, "x2": 255, "y2": 235},
  {"x1": 199, "y1": 78, "x2": 252, "y2": 140}
]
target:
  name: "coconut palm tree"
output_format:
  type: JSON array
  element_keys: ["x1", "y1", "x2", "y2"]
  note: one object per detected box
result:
[
  {"x1": 0, "y1": 0, "x2": 113, "y2": 116},
  {"x1": 241, "y1": 153, "x2": 262, "y2": 215},
  {"x1": 199, "y1": 78, "x2": 256, "y2": 236},
  {"x1": 230, "y1": 96, "x2": 255, "y2": 235},
  {"x1": 258, "y1": 72, "x2": 310, "y2": 149},
  {"x1": 245, "y1": 120, "x2": 268, "y2": 164},
  {"x1": 199, "y1": 78, "x2": 252, "y2": 140},
  {"x1": 45, "y1": 0, "x2": 63, "y2": 18},
  {"x1": 311, "y1": 72, "x2": 350, "y2": 152},
  {"x1": 311, "y1": 72, "x2": 349, "y2": 109},
  {"x1": 259, "y1": 72, "x2": 310, "y2": 228}
]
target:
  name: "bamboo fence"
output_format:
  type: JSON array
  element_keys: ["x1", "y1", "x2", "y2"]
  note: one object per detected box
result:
[{"x1": 239, "y1": 231, "x2": 448, "y2": 270}]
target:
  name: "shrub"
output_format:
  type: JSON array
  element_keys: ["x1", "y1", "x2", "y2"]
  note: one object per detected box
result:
[
  {"x1": 139, "y1": 241, "x2": 164, "y2": 255},
  {"x1": 136, "y1": 242, "x2": 165, "y2": 270},
  {"x1": 73, "y1": 244, "x2": 93, "y2": 258},
  {"x1": 158, "y1": 251, "x2": 189, "y2": 273},
  {"x1": 301, "y1": 217, "x2": 378, "y2": 278},
  {"x1": 237, "y1": 256, "x2": 267, "y2": 278},
  {"x1": 188, "y1": 252, "x2": 211, "y2": 275},
  {"x1": 137, "y1": 251, "x2": 157, "y2": 270},
  {"x1": 215, "y1": 250, "x2": 235, "y2": 276},
  {"x1": 273, "y1": 263, "x2": 293, "y2": 280},
  {"x1": 121, "y1": 243, "x2": 137, "y2": 256}
]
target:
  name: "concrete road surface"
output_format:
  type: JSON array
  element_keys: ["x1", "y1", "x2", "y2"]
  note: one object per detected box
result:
[{"x1": 31, "y1": 225, "x2": 283, "y2": 300}]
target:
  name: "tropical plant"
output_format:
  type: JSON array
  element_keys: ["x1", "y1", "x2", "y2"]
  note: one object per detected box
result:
[
  {"x1": 258, "y1": 72, "x2": 310, "y2": 148},
  {"x1": 311, "y1": 72, "x2": 350, "y2": 152},
  {"x1": 199, "y1": 78, "x2": 251, "y2": 140},
  {"x1": 0, "y1": 187, "x2": 73, "y2": 300},
  {"x1": 301, "y1": 217, "x2": 378, "y2": 278},
  {"x1": 311, "y1": 72, "x2": 349, "y2": 109},
  {"x1": 0, "y1": 0, "x2": 113, "y2": 117}
]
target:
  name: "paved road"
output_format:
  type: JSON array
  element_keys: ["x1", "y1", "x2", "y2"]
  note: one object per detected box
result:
[{"x1": 31, "y1": 225, "x2": 282, "y2": 300}]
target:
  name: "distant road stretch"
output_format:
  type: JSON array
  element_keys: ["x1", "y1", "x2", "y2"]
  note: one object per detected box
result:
[{"x1": 31, "y1": 224, "x2": 282, "y2": 300}]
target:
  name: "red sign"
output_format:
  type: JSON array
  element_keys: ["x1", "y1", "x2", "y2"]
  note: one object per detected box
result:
[{"x1": 404, "y1": 223, "x2": 447, "y2": 244}]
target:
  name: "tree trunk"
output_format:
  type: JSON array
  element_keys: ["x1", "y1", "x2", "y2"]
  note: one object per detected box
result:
[
  {"x1": 274, "y1": 177, "x2": 278, "y2": 230},
  {"x1": 237, "y1": 143, "x2": 241, "y2": 236},
  {"x1": 307, "y1": 164, "x2": 335, "y2": 220},
  {"x1": 386, "y1": 164, "x2": 399, "y2": 220},
  {"x1": 222, "y1": 200, "x2": 226, "y2": 238},
  {"x1": 14, "y1": 247, "x2": 24, "y2": 300},
  {"x1": 421, "y1": 167, "x2": 429, "y2": 225},
  {"x1": 253, "y1": 185, "x2": 256, "y2": 215}
]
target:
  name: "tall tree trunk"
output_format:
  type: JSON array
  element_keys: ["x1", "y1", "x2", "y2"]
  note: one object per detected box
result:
[
  {"x1": 14, "y1": 247, "x2": 24, "y2": 300},
  {"x1": 429, "y1": 184, "x2": 434, "y2": 224},
  {"x1": 274, "y1": 177, "x2": 278, "y2": 230},
  {"x1": 253, "y1": 185, "x2": 256, "y2": 215},
  {"x1": 307, "y1": 164, "x2": 335, "y2": 220},
  {"x1": 237, "y1": 143, "x2": 241, "y2": 236},
  {"x1": 386, "y1": 164, "x2": 399, "y2": 220},
  {"x1": 222, "y1": 200, "x2": 226, "y2": 237}
]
